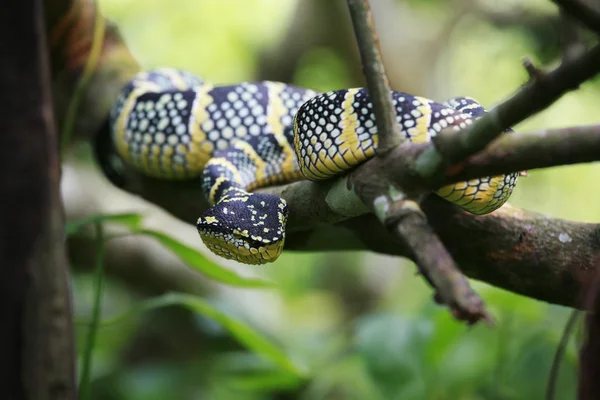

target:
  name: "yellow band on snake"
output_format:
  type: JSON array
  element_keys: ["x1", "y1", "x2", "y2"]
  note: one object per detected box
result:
[{"x1": 109, "y1": 68, "x2": 518, "y2": 265}]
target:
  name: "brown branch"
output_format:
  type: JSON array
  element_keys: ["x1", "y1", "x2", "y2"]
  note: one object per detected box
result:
[
  {"x1": 552, "y1": 0, "x2": 600, "y2": 36},
  {"x1": 1, "y1": 0, "x2": 76, "y2": 397},
  {"x1": 579, "y1": 270, "x2": 600, "y2": 399},
  {"x1": 346, "y1": 0, "x2": 404, "y2": 152},
  {"x1": 47, "y1": 0, "x2": 140, "y2": 145},
  {"x1": 416, "y1": 42, "x2": 600, "y2": 180},
  {"x1": 335, "y1": 200, "x2": 600, "y2": 309},
  {"x1": 255, "y1": 118, "x2": 600, "y2": 239},
  {"x1": 345, "y1": 0, "x2": 489, "y2": 323},
  {"x1": 256, "y1": 0, "x2": 363, "y2": 85},
  {"x1": 386, "y1": 201, "x2": 492, "y2": 325},
  {"x1": 440, "y1": 124, "x2": 600, "y2": 184}
]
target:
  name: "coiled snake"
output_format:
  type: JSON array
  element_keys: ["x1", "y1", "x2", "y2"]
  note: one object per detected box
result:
[{"x1": 109, "y1": 68, "x2": 518, "y2": 265}]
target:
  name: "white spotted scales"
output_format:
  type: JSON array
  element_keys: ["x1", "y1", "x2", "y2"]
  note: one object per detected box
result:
[{"x1": 110, "y1": 68, "x2": 518, "y2": 265}]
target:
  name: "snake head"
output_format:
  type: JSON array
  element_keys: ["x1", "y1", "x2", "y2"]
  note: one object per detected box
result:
[{"x1": 196, "y1": 191, "x2": 288, "y2": 265}]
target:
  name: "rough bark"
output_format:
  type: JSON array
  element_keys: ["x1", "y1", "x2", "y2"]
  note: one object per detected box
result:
[{"x1": 1, "y1": 0, "x2": 76, "y2": 398}]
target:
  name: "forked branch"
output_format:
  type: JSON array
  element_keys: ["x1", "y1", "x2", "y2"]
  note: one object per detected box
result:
[
  {"x1": 346, "y1": 0, "x2": 490, "y2": 323},
  {"x1": 48, "y1": 0, "x2": 600, "y2": 314},
  {"x1": 416, "y1": 43, "x2": 600, "y2": 183}
]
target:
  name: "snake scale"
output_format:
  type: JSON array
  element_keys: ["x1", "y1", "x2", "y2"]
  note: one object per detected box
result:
[{"x1": 109, "y1": 68, "x2": 518, "y2": 265}]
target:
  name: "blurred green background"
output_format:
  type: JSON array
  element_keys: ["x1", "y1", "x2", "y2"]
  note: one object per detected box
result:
[{"x1": 64, "y1": 0, "x2": 600, "y2": 398}]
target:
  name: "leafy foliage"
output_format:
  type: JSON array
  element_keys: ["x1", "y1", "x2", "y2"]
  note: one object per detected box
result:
[{"x1": 67, "y1": 213, "x2": 273, "y2": 288}]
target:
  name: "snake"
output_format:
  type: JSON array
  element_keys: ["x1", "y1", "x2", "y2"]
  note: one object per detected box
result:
[{"x1": 108, "y1": 68, "x2": 518, "y2": 265}]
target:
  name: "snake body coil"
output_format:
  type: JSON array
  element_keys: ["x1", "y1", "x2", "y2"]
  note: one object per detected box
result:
[{"x1": 110, "y1": 68, "x2": 518, "y2": 265}]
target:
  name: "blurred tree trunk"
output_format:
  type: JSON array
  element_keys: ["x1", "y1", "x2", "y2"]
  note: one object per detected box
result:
[
  {"x1": 256, "y1": 0, "x2": 363, "y2": 85},
  {"x1": 0, "y1": 0, "x2": 76, "y2": 398}
]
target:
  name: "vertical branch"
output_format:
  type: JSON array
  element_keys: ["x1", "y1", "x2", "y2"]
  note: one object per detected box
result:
[
  {"x1": 578, "y1": 273, "x2": 600, "y2": 400},
  {"x1": 0, "y1": 0, "x2": 76, "y2": 398},
  {"x1": 345, "y1": 0, "x2": 491, "y2": 324},
  {"x1": 346, "y1": 0, "x2": 404, "y2": 153},
  {"x1": 47, "y1": 0, "x2": 141, "y2": 145}
]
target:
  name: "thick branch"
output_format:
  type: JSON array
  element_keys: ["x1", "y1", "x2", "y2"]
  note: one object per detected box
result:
[
  {"x1": 334, "y1": 200, "x2": 600, "y2": 309},
  {"x1": 416, "y1": 43, "x2": 600, "y2": 180},
  {"x1": 1, "y1": 0, "x2": 76, "y2": 397},
  {"x1": 259, "y1": 122, "x2": 600, "y2": 229},
  {"x1": 346, "y1": 0, "x2": 404, "y2": 152},
  {"x1": 552, "y1": 0, "x2": 600, "y2": 36}
]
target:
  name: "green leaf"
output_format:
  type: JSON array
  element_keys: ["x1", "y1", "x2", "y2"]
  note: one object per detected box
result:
[
  {"x1": 136, "y1": 228, "x2": 274, "y2": 288},
  {"x1": 226, "y1": 370, "x2": 303, "y2": 392},
  {"x1": 82, "y1": 292, "x2": 306, "y2": 377},
  {"x1": 67, "y1": 212, "x2": 274, "y2": 288},
  {"x1": 66, "y1": 213, "x2": 144, "y2": 236}
]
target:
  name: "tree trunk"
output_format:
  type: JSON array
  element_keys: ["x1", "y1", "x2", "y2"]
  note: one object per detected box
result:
[{"x1": 0, "y1": 0, "x2": 77, "y2": 398}]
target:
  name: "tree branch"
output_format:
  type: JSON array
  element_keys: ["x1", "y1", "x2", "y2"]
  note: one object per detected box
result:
[
  {"x1": 388, "y1": 201, "x2": 492, "y2": 324},
  {"x1": 346, "y1": 0, "x2": 404, "y2": 152},
  {"x1": 416, "y1": 42, "x2": 600, "y2": 181},
  {"x1": 442, "y1": 124, "x2": 600, "y2": 183},
  {"x1": 47, "y1": 0, "x2": 140, "y2": 146},
  {"x1": 345, "y1": 0, "x2": 490, "y2": 323},
  {"x1": 552, "y1": 0, "x2": 600, "y2": 36}
]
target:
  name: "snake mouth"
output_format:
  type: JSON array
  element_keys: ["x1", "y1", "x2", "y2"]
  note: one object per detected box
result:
[
  {"x1": 238, "y1": 233, "x2": 283, "y2": 247},
  {"x1": 200, "y1": 234, "x2": 284, "y2": 265},
  {"x1": 197, "y1": 223, "x2": 285, "y2": 265},
  {"x1": 236, "y1": 240, "x2": 285, "y2": 264},
  {"x1": 197, "y1": 222, "x2": 283, "y2": 247}
]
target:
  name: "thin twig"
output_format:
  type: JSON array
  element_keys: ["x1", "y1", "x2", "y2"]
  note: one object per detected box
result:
[
  {"x1": 552, "y1": 0, "x2": 600, "y2": 36},
  {"x1": 522, "y1": 57, "x2": 543, "y2": 80},
  {"x1": 346, "y1": 0, "x2": 404, "y2": 153},
  {"x1": 416, "y1": 43, "x2": 600, "y2": 180},
  {"x1": 439, "y1": 123, "x2": 600, "y2": 185},
  {"x1": 546, "y1": 309, "x2": 581, "y2": 400}
]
